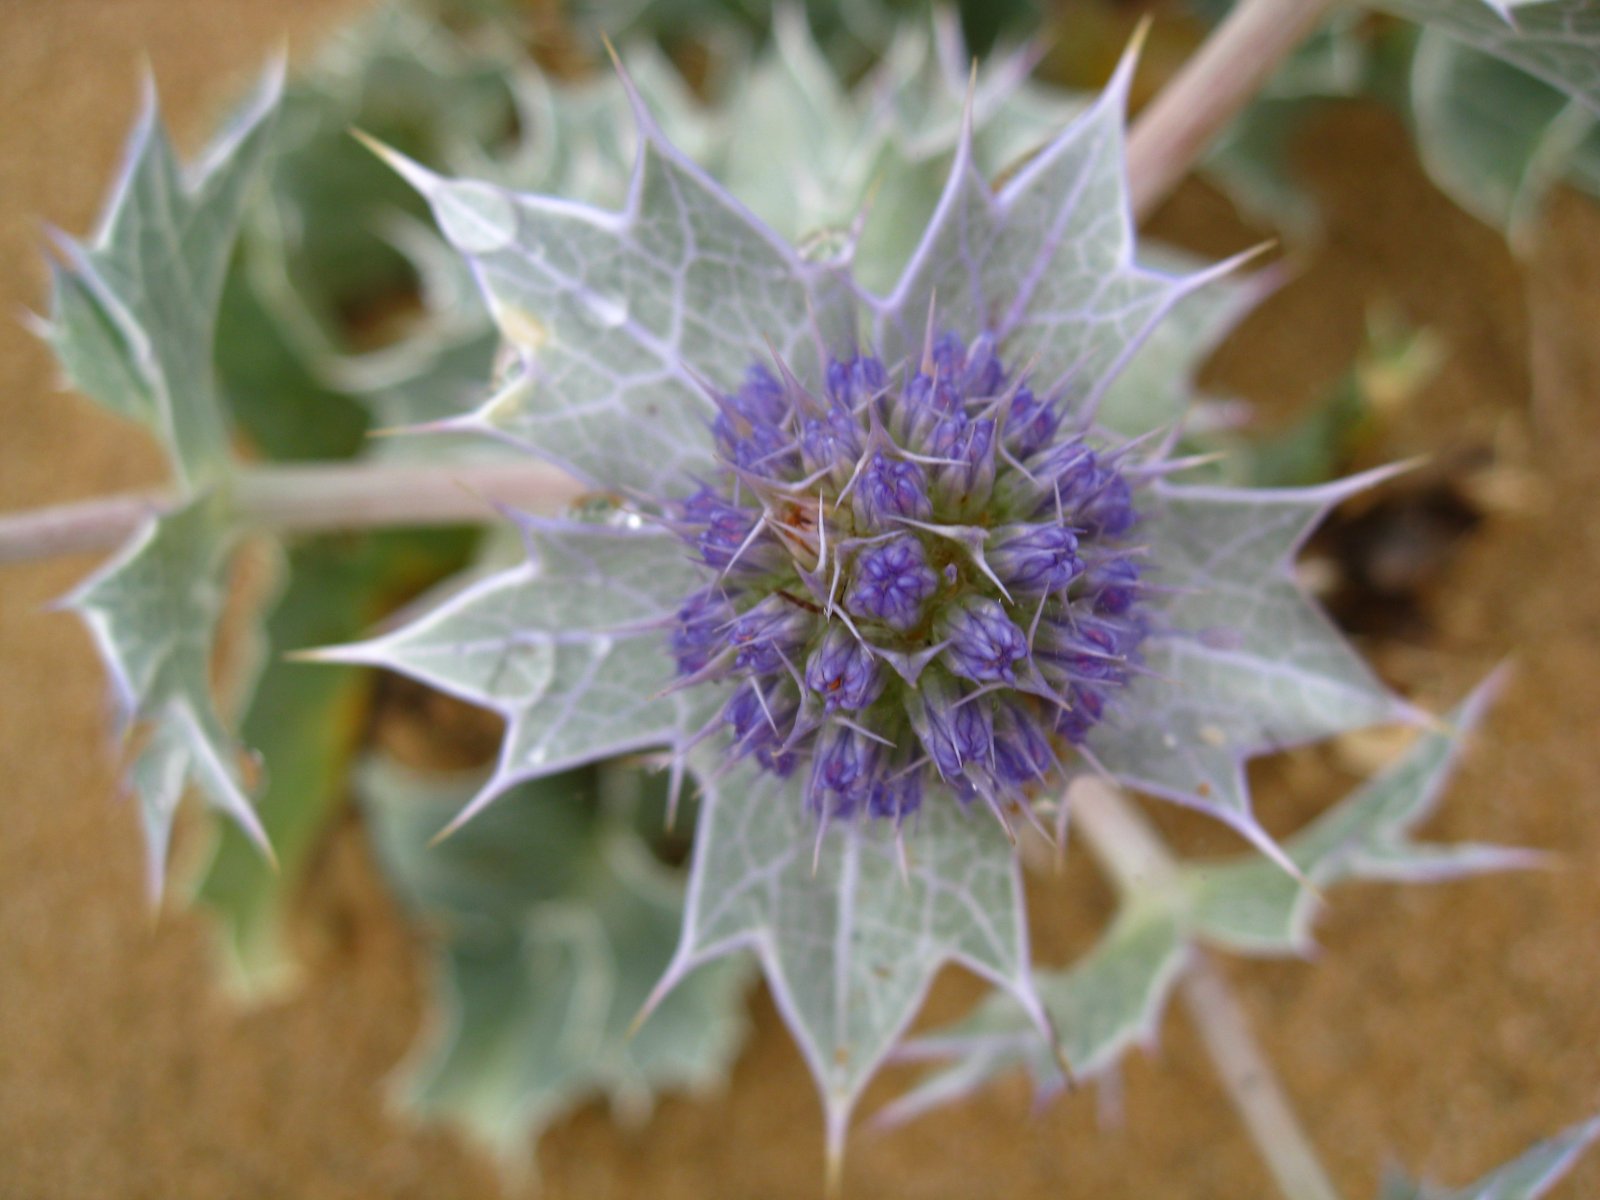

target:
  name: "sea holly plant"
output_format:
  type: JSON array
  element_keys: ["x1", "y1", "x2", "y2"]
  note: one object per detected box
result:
[
  {"x1": 6, "y1": 0, "x2": 1600, "y2": 1195},
  {"x1": 328, "y1": 45, "x2": 1354, "y2": 1160}
]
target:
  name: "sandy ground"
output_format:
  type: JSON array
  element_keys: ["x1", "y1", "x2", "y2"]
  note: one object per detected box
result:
[{"x1": 3, "y1": 2, "x2": 1599, "y2": 1197}]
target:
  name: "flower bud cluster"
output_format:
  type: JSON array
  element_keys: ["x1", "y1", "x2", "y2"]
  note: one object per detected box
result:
[{"x1": 668, "y1": 332, "x2": 1148, "y2": 824}]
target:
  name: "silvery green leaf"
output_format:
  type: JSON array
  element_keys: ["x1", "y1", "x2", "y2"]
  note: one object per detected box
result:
[
  {"x1": 65, "y1": 496, "x2": 268, "y2": 895},
  {"x1": 341, "y1": 17, "x2": 1084, "y2": 443},
  {"x1": 374, "y1": 85, "x2": 844, "y2": 498},
  {"x1": 1411, "y1": 30, "x2": 1600, "y2": 240},
  {"x1": 1185, "y1": 673, "x2": 1539, "y2": 956},
  {"x1": 648, "y1": 753, "x2": 1051, "y2": 1167},
  {"x1": 1380, "y1": 1114, "x2": 1600, "y2": 1199},
  {"x1": 226, "y1": 2, "x2": 529, "y2": 459},
  {"x1": 1090, "y1": 472, "x2": 1412, "y2": 865},
  {"x1": 46, "y1": 67, "x2": 282, "y2": 487},
  {"x1": 873, "y1": 14, "x2": 1078, "y2": 166},
  {"x1": 358, "y1": 754, "x2": 749, "y2": 1162},
  {"x1": 874, "y1": 48, "x2": 1242, "y2": 422},
  {"x1": 713, "y1": 12, "x2": 1083, "y2": 293},
  {"x1": 845, "y1": 20, "x2": 1086, "y2": 294},
  {"x1": 1379, "y1": 0, "x2": 1600, "y2": 114},
  {"x1": 715, "y1": 8, "x2": 854, "y2": 242},
  {"x1": 319, "y1": 523, "x2": 706, "y2": 828},
  {"x1": 350, "y1": 325, "x2": 503, "y2": 436},
  {"x1": 882, "y1": 900, "x2": 1188, "y2": 1127},
  {"x1": 1099, "y1": 244, "x2": 1271, "y2": 438},
  {"x1": 852, "y1": 670, "x2": 1527, "y2": 1123},
  {"x1": 569, "y1": 0, "x2": 1039, "y2": 65}
]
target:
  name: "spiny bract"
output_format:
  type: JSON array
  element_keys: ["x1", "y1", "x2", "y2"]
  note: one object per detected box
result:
[{"x1": 668, "y1": 332, "x2": 1149, "y2": 830}]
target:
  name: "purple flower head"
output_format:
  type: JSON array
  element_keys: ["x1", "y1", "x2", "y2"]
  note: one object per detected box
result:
[
  {"x1": 671, "y1": 587, "x2": 734, "y2": 674},
  {"x1": 729, "y1": 595, "x2": 813, "y2": 673},
  {"x1": 808, "y1": 723, "x2": 882, "y2": 818},
  {"x1": 854, "y1": 452, "x2": 932, "y2": 528},
  {"x1": 800, "y1": 409, "x2": 860, "y2": 482},
  {"x1": 805, "y1": 623, "x2": 887, "y2": 711},
  {"x1": 938, "y1": 597, "x2": 1029, "y2": 684},
  {"x1": 990, "y1": 523, "x2": 1082, "y2": 594},
  {"x1": 725, "y1": 680, "x2": 800, "y2": 776},
  {"x1": 1083, "y1": 555, "x2": 1142, "y2": 615},
  {"x1": 991, "y1": 700, "x2": 1056, "y2": 787},
  {"x1": 845, "y1": 534, "x2": 940, "y2": 632},
  {"x1": 1004, "y1": 385, "x2": 1060, "y2": 459},
  {"x1": 827, "y1": 354, "x2": 888, "y2": 409},
  {"x1": 868, "y1": 760, "x2": 924, "y2": 821},
  {"x1": 666, "y1": 331, "x2": 1149, "y2": 824}
]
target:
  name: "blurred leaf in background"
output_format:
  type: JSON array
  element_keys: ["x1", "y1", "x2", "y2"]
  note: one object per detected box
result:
[
  {"x1": 195, "y1": 530, "x2": 475, "y2": 993},
  {"x1": 358, "y1": 755, "x2": 750, "y2": 1162}
]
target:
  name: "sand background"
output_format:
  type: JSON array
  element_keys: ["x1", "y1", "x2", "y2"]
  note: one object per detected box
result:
[{"x1": 2, "y1": 2, "x2": 1599, "y2": 1197}]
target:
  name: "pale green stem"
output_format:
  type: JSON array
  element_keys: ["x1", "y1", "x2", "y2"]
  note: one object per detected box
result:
[
  {"x1": 1070, "y1": 780, "x2": 1343, "y2": 1200},
  {"x1": 0, "y1": 460, "x2": 584, "y2": 564},
  {"x1": 1127, "y1": 0, "x2": 1346, "y2": 220}
]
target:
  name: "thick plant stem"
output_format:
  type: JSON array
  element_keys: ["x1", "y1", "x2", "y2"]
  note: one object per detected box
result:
[
  {"x1": 1127, "y1": 0, "x2": 1345, "y2": 221},
  {"x1": 1069, "y1": 780, "x2": 1342, "y2": 1200},
  {"x1": 1180, "y1": 953, "x2": 1342, "y2": 1200},
  {"x1": 0, "y1": 461, "x2": 585, "y2": 564}
]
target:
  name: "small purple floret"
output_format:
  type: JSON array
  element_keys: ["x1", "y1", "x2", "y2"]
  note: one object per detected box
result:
[
  {"x1": 682, "y1": 487, "x2": 760, "y2": 571},
  {"x1": 827, "y1": 354, "x2": 887, "y2": 409},
  {"x1": 992, "y1": 700, "x2": 1055, "y2": 786},
  {"x1": 805, "y1": 624, "x2": 886, "y2": 711},
  {"x1": 1084, "y1": 556, "x2": 1141, "y2": 615},
  {"x1": 855, "y1": 452, "x2": 932, "y2": 527},
  {"x1": 725, "y1": 681, "x2": 799, "y2": 776},
  {"x1": 801, "y1": 411, "x2": 859, "y2": 480},
  {"x1": 809, "y1": 724, "x2": 880, "y2": 817},
  {"x1": 729, "y1": 595, "x2": 811, "y2": 673},
  {"x1": 671, "y1": 587, "x2": 733, "y2": 674},
  {"x1": 990, "y1": 523, "x2": 1082, "y2": 594},
  {"x1": 1056, "y1": 457, "x2": 1137, "y2": 538},
  {"x1": 868, "y1": 770, "x2": 922, "y2": 820},
  {"x1": 1005, "y1": 385, "x2": 1059, "y2": 458},
  {"x1": 939, "y1": 597, "x2": 1029, "y2": 684},
  {"x1": 845, "y1": 535, "x2": 940, "y2": 632}
]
